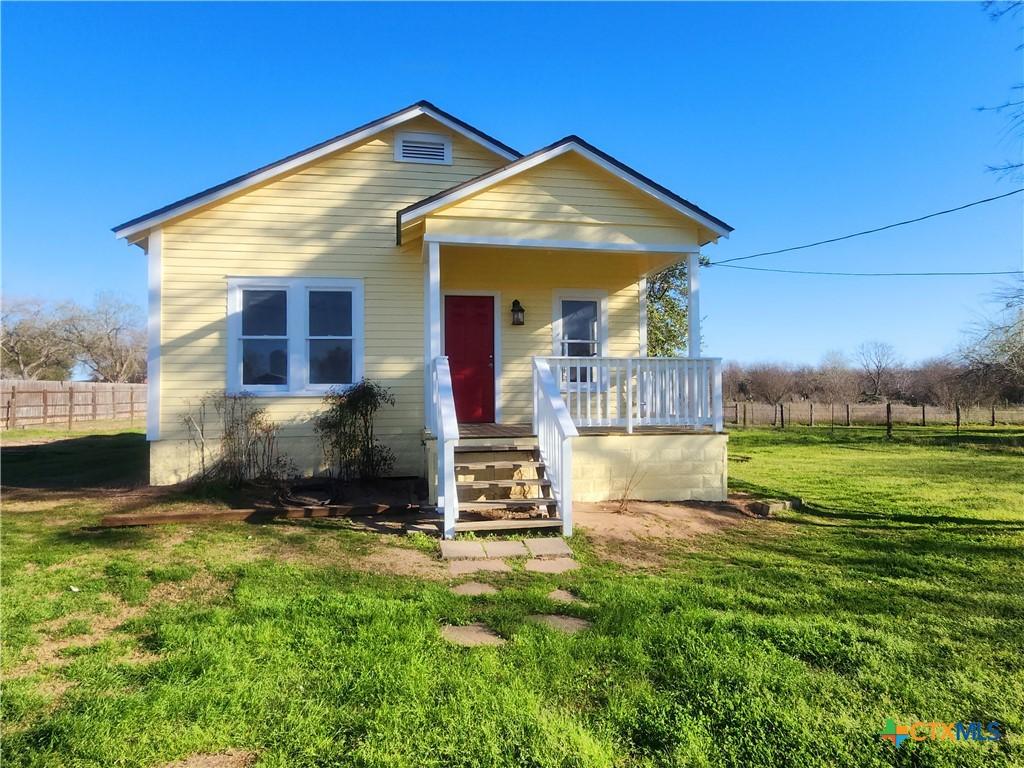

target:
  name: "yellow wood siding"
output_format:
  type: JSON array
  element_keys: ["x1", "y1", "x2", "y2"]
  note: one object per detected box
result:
[
  {"x1": 440, "y1": 245, "x2": 644, "y2": 423},
  {"x1": 157, "y1": 116, "x2": 505, "y2": 479},
  {"x1": 425, "y1": 152, "x2": 702, "y2": 247}
]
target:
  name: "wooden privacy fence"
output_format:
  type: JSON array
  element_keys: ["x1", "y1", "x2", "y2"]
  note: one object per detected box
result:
[
  {"x1": 728, "y1": 401, "x2": 1024, "y2": 428},
  {"x1": 1, "y1": 381, "x2": 146, "y2": 430}
]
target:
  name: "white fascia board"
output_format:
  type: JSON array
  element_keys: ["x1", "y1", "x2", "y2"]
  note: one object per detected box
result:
[
  {"x1": 114, "y1": 105, "x2": 517, "y2": 242},
  {"x1": 423, "y1": 233, "x2": 699, "y2": 254},
  {"x1": 402, "y1": 141, "x2": 732, "y2": 239}
]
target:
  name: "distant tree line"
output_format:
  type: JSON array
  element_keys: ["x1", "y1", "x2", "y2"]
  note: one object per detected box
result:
[
  {"x1": 726, "y1": 278, "x2": 1024, "y2": 409},
  {"x1": 1, "y1": 294, "x2": 147, "y2": 383}
]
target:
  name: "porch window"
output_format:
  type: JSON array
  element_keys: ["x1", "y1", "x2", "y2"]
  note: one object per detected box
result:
[
  {"x1": 227, "y1": 277, "x2": 363, "y2": 395},
  {"x1": 553, "y1": 292, "x2": 608, "y2": 384}
]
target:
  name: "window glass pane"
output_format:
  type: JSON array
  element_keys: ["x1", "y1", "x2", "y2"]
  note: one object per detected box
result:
[
  {"x1": 309, "y1": 339, "x2": 353, "y2": 385},
  {"x1": 242, "y1": 290, "x2": 287, "y2": 336},
  {"x1": 309, "y1": 291, "x2": 352, "y2": 337},
  {"x1": 242, "y1": 339, "x2": 288, "y2": 386},
  {"x1": 561, "y1": 300, "x2": 598, "y2": 356}
]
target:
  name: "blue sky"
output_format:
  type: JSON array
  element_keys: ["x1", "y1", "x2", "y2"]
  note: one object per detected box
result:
[{"x1": 2, "y1": 2, "x2": 1021, "y2": 365}]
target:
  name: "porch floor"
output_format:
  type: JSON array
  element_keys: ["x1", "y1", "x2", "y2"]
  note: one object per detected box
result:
[{"x1": 459, "y1": 422, "x2": 717, "y2": 438}]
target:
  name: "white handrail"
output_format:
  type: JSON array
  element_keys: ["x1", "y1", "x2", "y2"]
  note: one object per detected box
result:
[
  {"x1": 533, "y1": 358, "x2": 579, "y2": 537},
  {"x1": 538, "y1": 356, "x2": 725, "y2": 433},
  {"x1": 431, "y1": 356, "x2": 459, "y2": 539}
]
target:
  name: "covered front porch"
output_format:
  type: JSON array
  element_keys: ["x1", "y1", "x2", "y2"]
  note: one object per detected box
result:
[{"x1": 401, "y1": 137, "x2": 732, "y2": 538}]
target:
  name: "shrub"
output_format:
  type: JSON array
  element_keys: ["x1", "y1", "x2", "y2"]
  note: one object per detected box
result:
[
  {"x1": 182, "y1": 392, "x2": 294, "y2": 486},
  {"x1": 314, "y1": 380, "x2": 396, "y2": 485}
]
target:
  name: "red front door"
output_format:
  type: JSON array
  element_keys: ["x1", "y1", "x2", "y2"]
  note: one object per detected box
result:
[{"x1": 444, "y1": 295, "x2": 495, "y2": 423}]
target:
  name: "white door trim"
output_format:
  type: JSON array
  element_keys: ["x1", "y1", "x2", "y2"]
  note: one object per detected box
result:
[{"x1": 441, "y1": 290, "x2": 503, "y2": 424}]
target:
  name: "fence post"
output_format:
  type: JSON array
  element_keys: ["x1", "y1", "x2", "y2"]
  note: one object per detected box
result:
[
  {"x1": 921, "y1": 404, "x2": 926, "y2": 427},
  {"x1": 955, "y1": 402, "x2": 961, "y2": 436},
  {"x1": 846, "y1": 403, "x2": 851, "y2": 427},
  {"x1": 885, "y1": 402, "x2": 893, "y2": 439},
  {"x1": 129, "y1": 388, "x2": 135, "y2": 423},
  {"x1": 809, "y1": 402, "x2": 814, "y2": 427},
  {"x1": 91, "y1": 388, "x2": 98, "y2": 421},
  {"x1": 742, "y1": 401, "x2": 747, "y2": 428},
  {"x1": 67, "y1": 386, "x2": 74, "y2": 430},
  {"x1": 779, "y1": 402, "x2": 786, "y2": 429},
  {"x1": 8, "y1": 386, "x2": 16, "y2": 430},
  {"x1": 991, "y1": 403, "x2": 996, "y2": 427},
  {"x1": 42, "y1": 388, "x2": 49, "y2": 424}
]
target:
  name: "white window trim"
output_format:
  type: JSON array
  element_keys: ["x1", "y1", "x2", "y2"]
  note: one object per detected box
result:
[
  {"x1": 226, "y1": 276, "x2": 364, "y2": 397},
  {"x1": 440, "y1": 290, "x2": 503, "y2": 424},
  {"x1": 394, "y1": 131, "x2": 452, "y2": 165},
  {"x1": 552, "y1": 290, "x2": 609, "y2": 357}
]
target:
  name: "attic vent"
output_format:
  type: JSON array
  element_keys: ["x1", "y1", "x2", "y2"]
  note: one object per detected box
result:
[{"x1": 395, "y1": 132, "x2": 452, "y2": 165}]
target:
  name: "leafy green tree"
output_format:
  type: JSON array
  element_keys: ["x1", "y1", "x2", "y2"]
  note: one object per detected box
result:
[{"x1": 647, "y1": 262, "x2": 691, "y2": 357}]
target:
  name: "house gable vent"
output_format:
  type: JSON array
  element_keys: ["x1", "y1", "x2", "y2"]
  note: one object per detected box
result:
[{"x1": 395, "y1": 131, "x2": 452, "y2": 165}]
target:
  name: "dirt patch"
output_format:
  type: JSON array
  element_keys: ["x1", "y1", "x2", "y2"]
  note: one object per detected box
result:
[
  {"x1": 9, "y1": 571, "x2": 232, "y2": 678},
  {"x1": 157, "y1": 751, "x2": 256, "y2": 768},
  {"x1": 348, "y1": 545, "x2": 447, "y2": 581},
  {"x1": 575, "y1": 497, "x2": 757, "y2": 567}
]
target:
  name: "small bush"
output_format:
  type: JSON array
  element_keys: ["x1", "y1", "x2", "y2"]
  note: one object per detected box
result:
[
  {"x1": 183, "y1": 392, "x2": 295, "y2": 487},
  {"x1": 314, "y1": 380, "x2": 396, "y2": 486}
]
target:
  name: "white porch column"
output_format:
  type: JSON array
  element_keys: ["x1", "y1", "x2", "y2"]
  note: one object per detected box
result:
[
  {"x1": 423, "y1": 240, "x2": 441, "y2": 432},
  {"x1": 638, "y1": 275, "x2": 648, "y2": 357},
  {"x1": 687, "y1": 251, "x2": 701, "y2": 359}
]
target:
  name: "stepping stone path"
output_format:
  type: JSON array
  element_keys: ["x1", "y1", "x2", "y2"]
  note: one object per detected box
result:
[
  {"x1": 529, "y1": 614, "x2": 592, "y2": 634},
  {"x1": 449, "y1": 559, "x2": 511, "y2": 576},
  {"x1": 547, "y1": 588, "x2": 582, "y2": 603},
  {"x1": 524, "y1": 538, "x2": 573, "y2": 557},
  {"x1": 482, "y1": 540, "x2": 528, "y2": 558},
  {"x1": 524, "y1": 557, "x2": 579, "y2": 574},
  {"x1": 441, "y1": 623, "x2": 506, "y2": 647},
  {"x1": 440, "y1": 537, "x2": 578, "y2": 576},
  {"x1": 451, "y1": 581, "x2": 498, "y2": 596}
]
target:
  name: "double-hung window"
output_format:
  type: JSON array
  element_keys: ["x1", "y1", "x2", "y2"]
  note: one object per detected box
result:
[
  {"x1": 553, "y1": 291, "x2": 608, "y2": 385},
  {"x1": 228, "y1": 277, "x2": 363, "y2": 395}
]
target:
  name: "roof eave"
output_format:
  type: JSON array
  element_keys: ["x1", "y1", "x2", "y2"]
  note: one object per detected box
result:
[{"x1": 112, "y1": 100, "x2": 522, "y2": 241}]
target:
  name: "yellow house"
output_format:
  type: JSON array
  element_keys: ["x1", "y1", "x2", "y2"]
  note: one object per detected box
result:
[{"x1": 113, "y1": 101, "x2": 733, "y2": 538}]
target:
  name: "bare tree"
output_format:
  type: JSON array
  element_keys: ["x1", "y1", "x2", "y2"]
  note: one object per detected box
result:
[
  {"x1": 960, "y1": 277, "x2": 1024, "y2": 401},
  {"x1": 745, "y1": 364, "x2": 796, "y2": 409},
  {"x1": 0, "y1": 298, "x2": 75, "y2": 380},
  {"x1": 63, "y1": 294, "x2": 147, "y2": 383},
  {"x1": 817, "y1": 350, "x2": 860, "y2": 404},
  {"x1": 856, "y1": 341, "x2": 901, "y2": 400},
  {"x1": 981, "y1": 1, "x2": 1023, "y2": 179}
]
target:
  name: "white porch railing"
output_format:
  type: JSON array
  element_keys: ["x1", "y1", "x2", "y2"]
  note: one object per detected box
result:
[
  {"x1": 537, "y1": 356, "x2": 724, "y2": 433},
  {"x1": 532, "y1": 358, "x2": 579, "y2": 536},
  {"x1": 431, "y1": 356, "x2": 460, "y2": 539}
]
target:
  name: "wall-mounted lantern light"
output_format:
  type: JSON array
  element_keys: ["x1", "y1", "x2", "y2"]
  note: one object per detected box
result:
[{"x1": 510, "y1": 299, "x2": 525, "y2": 326}]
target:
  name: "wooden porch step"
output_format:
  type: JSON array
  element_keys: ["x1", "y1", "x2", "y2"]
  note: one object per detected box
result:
[
  {"x1": 454, "y1": 444, "x2": 536, "y2": 450},
  {"x1": 457, "y1": 479, "x2": 551, "y2": 489},
  {"x1": 455, "y1": 461, "x2": 544, "y2": 471},
  {"x1": 455, "y1": 517, "x2": 563, "y2": 532},
  {"x1": 457, "y1": 499, "x2": 556, "y2": 511}
]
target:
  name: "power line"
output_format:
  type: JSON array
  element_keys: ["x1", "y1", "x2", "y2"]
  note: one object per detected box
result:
[
  {"x1": 715, "y1": 264, "x2": 1023, "y2": 277},
  {"x1": 709, "y1": 188, "x2": 1024, "y2": 266}
]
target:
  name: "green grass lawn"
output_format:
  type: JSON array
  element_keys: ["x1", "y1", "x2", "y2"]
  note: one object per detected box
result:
[{"x1": 1, "y1": 426, "x2": 1021, "y2": 767}]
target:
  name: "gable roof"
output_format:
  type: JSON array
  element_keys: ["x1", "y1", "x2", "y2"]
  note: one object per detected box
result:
[
  {"x1": 112, "y1": 100, "x2": 521, "y2": 241},
  {"x1": 397, "y1": 135, "x2": 733, "y2": 245}
]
